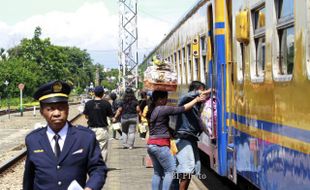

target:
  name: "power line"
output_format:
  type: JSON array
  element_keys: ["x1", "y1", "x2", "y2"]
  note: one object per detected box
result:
[
  {"x1": 139, "y1": 8, "x2": 174, "y2": 24},
  {"x1": 87, "y1": 47, "x2": 154, "y2": 53}
]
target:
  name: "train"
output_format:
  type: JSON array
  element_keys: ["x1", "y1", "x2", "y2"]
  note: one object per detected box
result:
[{"x1": 142, "y1": 0, "x2": 310, "y2": 189}]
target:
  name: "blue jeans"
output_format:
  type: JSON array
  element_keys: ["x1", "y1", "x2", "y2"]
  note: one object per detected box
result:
[
  {"x1": 121, "y1": 117, "x2": 137, "y2": 148},
  {"x1": 147, "y1": 145, "x2": 177, "y2": 190}
]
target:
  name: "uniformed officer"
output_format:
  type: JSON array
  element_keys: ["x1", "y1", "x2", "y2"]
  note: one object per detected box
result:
[{"x1": 23, "y1": 80, "x2": 107, "y2": 190}]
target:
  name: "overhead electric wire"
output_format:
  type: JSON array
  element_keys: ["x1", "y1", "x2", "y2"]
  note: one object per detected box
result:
[{"x1": 139, "y1": 8, "x2": 174, "y2": 24}]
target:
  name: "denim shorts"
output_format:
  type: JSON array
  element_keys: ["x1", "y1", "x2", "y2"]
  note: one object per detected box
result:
[{"x1": 175, "y1": 138, "x2": 201, "y2": 175}]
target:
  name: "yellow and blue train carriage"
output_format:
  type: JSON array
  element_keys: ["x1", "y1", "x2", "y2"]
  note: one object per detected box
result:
[{"x1": 142, "y1": 0, "x2": 310, "y2": 189}]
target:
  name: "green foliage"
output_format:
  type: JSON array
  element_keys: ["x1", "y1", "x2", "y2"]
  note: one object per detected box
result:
[
  {"x1": 1, "y1": 26, "x2": 98, "y2": 98},
  {"x1": 100, "y1": 68, "x2": 119, "y2": 90}
]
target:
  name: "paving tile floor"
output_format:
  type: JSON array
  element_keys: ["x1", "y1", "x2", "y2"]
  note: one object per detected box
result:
[
  {"x1": 103, "y1": 136, "x2": 152, "y2": 190},
  {"x1": 103, "y1": 135, "x2": 200, "y2": 190}
]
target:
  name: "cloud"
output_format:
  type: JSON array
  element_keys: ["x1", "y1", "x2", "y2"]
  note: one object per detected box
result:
[{"x1": 0, "y1": 1, "x2": 171, "y2": 67}]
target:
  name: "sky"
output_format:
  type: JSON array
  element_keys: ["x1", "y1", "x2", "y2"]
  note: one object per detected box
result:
[{"x1": 0, "y1": 0, "x2": 198, "y2": 68}]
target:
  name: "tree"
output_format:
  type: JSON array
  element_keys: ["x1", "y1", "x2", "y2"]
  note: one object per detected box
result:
[
  {"x1": 3, "y1": 26, "x2": 97, "y2": 98},
  {"x1": 100, "y1": 68, "x2": 119, "y2": 90}
]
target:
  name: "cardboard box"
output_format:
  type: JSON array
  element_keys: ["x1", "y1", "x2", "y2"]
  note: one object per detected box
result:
[{"x1": 144, "y1": 80, "x2": 177, "y2": 91}]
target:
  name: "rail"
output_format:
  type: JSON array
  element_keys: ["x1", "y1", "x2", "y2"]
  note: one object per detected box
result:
[
  {"x1": 0, "y1": 102, "x2": 81, "y2": 116},
  {"x1": 0, "y1": 113, "x2": 82, "y2": 174}
]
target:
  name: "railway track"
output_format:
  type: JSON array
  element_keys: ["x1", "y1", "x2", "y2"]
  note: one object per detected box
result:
[
  {"x1": 0, "y1": 102, "x2": 80, "y2": 117},
  {"x1": 0, "y1": 113, "x2": 85, "y2": 189}
]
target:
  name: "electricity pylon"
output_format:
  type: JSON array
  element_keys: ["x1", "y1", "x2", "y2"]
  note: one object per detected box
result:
[{"x1": 118, "y1": 0, "x2": 138, "y2": 92}]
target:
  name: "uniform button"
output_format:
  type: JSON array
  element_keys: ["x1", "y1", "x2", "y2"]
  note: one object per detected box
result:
[
  {"x1": 57, "y1": 165, "x2": 61, "y2": 169},
  {"x1": 58, "y1": 181, "x2": 62, "y2": 186}
]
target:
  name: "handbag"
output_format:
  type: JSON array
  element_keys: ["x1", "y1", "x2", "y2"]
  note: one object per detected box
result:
[{"x1": 111, "y1": 122, "x2": 121, "y2": 130}]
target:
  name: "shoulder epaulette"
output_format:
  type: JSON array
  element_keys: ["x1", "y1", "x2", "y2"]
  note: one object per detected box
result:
[
  {"x1": 27, "y1": 126, "x2": 46, "y2": 136},
  {"x1": 75, "y1": 125, "x2": 90, "y2": 131}
]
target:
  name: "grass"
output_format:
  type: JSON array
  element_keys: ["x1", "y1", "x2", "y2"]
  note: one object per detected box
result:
[{"x1": 0, "y1": 95, "x2": 80, "y2": 110}]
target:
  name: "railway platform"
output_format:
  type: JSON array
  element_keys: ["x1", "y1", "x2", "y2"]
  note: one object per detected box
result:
[
  {"x1": 0, "y1": 104, "x2": 207, "y2": 189},
  {"x1": 103, "y1": 136, "x2": 206, "y2": 190}
]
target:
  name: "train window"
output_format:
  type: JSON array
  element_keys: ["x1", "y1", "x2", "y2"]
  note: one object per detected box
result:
[
  {"x1": 273, "y1": 0, "x2": 294, "y2": 81},
  {"x1": 278, "y1": 0, "x2": 294, "y2": 19},
  {"x1": 194, "y1": 58, "x2": 199, "y2": 81},
  {"x1": 237, "y1": 43, "x2": 245, "y2": 83},
  {"x1": 174, "y1": 52, "x2": 178, "y2": 75},
  {"x1": 251, "y1": 4, "x2": 265, "y2": 82},
  {"x1": 171, "y1": 54, "x2": 174, "y2": 69},
  {"x1": 182, "y1": 47, "x2": 187, "y2": 84},
  {"x1": 254, "y1": 6, "x2": 265, "y2": 30},
  {"x1": 200, "y1": 35, "x2": 207, "y2": 83},
  {"x1": 178, "y1": 50, "x2": 182, "y2": 84},
  {"x1": 279, "y1": 27, "x2": 294, "y2": 75},
  {"x1": 200, "y1": 36, "x2": 206, "y2": 52},
  {"x1": 187, "y1": 44, "x2": 192, "y2": 83}
]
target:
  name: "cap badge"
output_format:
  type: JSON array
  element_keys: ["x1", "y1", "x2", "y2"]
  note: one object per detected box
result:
[{"x1": 53, "y1": 82, "x2": 62, "y2": 92}]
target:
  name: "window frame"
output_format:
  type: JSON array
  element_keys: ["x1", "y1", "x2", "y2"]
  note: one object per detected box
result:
[
  {"x1": 199, "y1": 34, "x2": 207, "y2": 83},
  {"x1": 272, "y1": 0, "x2": 295, "y2": 82},
  {"x1": 250, "y1": 3, "x2": 266, "y2": 83}
]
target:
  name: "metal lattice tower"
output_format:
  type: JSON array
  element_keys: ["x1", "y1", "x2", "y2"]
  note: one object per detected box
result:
[{"x1": 118, "y1": 0, "x2": 138, "y2": 92}]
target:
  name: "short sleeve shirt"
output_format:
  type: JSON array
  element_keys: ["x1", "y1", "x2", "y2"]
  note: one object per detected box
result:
[{"x1": 83, "y1": 99, "x2": 113, "y2": 127}]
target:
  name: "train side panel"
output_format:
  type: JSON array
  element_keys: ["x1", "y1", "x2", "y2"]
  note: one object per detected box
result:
[{"x1": 231, "y1": 0, "x2": 310, "y2": 189}]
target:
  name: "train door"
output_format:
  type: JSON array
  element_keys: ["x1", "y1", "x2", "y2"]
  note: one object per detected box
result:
[
  {"x1": 225, "y1": 0, "x2": 237, "y2": 184},
  {"x1": 207, "y1": 3, "x2": 220, "y2": 173},
  {"x1": 197, "y1": 2, "x2": 219, "y2": 173}
]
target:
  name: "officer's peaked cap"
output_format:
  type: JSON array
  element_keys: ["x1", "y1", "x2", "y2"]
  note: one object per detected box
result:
[{"x1": 33, "y1": 80, "x2": 71, "y2": 103}]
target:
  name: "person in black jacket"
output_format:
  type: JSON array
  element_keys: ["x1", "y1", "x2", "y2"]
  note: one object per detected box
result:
[
  {"x1": 113, "y1": 88, "x2": 141, "y2": 149},
  {"x1": 23, "y1": 80, "x2": 107, "y2": 190}
]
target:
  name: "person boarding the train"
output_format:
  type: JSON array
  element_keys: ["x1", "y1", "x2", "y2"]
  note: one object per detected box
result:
[
  {"x1": 175, "y1": 81, "x2": 212, "y2": 190},
  {"x1": 23, "y1": 80, "x2": 107, "y2": 190},
  {"x1": 146, "y1": 90, "x2": 206, "y2": 190}
]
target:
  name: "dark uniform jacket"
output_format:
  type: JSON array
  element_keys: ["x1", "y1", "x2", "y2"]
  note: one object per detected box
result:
[{"x1": 23, "y1": 123, "x2": 107, "y2": 190}]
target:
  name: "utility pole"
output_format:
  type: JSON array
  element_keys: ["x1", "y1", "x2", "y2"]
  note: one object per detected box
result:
[
  {"x1": 95, "y1": 66, "x2": 100, "y2": 86},
  {"x1": 118, "y1": 0, "x2": 138, "y2": 92}
]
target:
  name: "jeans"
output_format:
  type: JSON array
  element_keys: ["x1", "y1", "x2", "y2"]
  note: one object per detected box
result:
[
  {"x1": 121, "y1": 117, "x2": 137, "y2": 148},
  {"x1": 147, "y1": 145, "x2": 177, "y2": 190}
]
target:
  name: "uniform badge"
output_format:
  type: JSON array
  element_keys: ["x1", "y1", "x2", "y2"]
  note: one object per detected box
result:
[
  {"x1": 34, "y1": 149, "x2": 44, "y2": 153},
  {"x1": 52, "y1": 82, "x2": 62, "y2": 92}
]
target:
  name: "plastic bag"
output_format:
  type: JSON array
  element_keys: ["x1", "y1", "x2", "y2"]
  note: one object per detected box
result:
[{"x1": 200, "y1": 97, "x2": 217, "y2": 138}]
